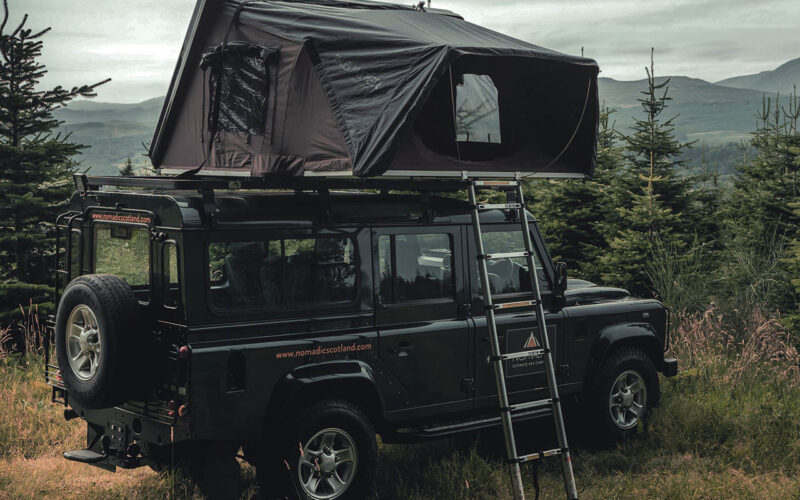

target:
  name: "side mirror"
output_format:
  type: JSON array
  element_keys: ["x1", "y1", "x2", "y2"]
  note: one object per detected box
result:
[{"x1": 554, "y1": 261, "x2": 567, "y2": 309}]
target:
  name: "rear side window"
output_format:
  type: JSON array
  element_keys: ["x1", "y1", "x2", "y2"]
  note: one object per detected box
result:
[
  {"x1": 93, "y1": 223, "x2": 151, "y2": 300},
  {"x1": 378, "y1": 233, "x2": 455, "y2": 303},
  {"x1": 163, "y1": 242, "x2": 180, "y2": 308},
  {"x1": 207, "y1": 236, "x2": 357, "y2": 312}
]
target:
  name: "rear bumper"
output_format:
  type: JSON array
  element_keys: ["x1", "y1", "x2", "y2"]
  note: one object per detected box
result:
[{"x1": 661, "y1": 358, "x2": 678, "y2": 377}]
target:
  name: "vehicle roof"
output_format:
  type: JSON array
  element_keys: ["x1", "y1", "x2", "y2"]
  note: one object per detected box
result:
[{"x1": 69, "y1": 189, "x2": 528, "y2": 229}]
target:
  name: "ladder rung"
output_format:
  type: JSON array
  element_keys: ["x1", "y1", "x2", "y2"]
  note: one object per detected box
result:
[
  {"x1": 509, "y1": 398, "x2": 554, "y2": 412},
  {"x1": 491, "y1": 300, "x2": 536, "y2": 310},
  {"x1": 494, "y1": 348, "x2": 546, "y2": 362},
  {"x1": 480, "y1": 251, "x2": 529, "y2": 260},
  {"x1": 472, "y1": 180, "x2": 519, "y2": 187},
  {"x1": 476, "y1": 202, "x2": 522, "y2": 210},
  {"x1": 515, "y1": 448, "x2": 564, "y2": 463}
]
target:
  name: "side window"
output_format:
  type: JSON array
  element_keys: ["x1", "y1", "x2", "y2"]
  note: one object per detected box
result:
[
  {"x1": 163, "y1": 242, "x2": 180, "y2": 308},
  {"x1": 94, "y1": 223, "x2": 151, "y2": 301},
  {"x1": 378, "y1": 233, "x2": 455, "y2": 303},
  {"x1": 479, "y1": 230, "x2": 549, "y2": 295},
  {"x1": 207, "y1": 236, "x2": 356, "y2": 312}
]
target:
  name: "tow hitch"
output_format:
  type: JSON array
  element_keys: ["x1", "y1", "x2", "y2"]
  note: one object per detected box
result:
[{"x1": 62, "y1": 420, "x2": 142, "y2": 472}]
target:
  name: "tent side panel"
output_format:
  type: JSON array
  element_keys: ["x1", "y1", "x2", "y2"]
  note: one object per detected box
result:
[
  {"x1": 280, "y1": 49, "x2": 352, "y2": 174},
  {"x1": 159, "y1": 17, "x2": 304, "y2": 175}
]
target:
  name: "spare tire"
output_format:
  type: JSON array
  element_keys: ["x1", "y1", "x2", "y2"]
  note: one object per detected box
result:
[{"x1": 55, "y1": 274, "x2": 140, "y2": 409}]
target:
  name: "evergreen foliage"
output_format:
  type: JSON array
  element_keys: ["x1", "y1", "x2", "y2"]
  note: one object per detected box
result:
[
  {"x1": 0, "y1": 0, "x2": 107, "y2": 321},
  {"x1": 728, "y1": 92, "x2": 800, "y2": 245},
  {"x1": 724, "y1": 91, "x2": 800, "y2": 324},
  {"x1": 596, "y1": 50, "x2": 696, "y2": 294},
  {"x1": 119, "y1": 157, "x2": 135, "y2": 176}
]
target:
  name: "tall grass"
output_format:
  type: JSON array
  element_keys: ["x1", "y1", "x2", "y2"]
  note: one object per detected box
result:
[
  {"x1": 0, "y1": 302, "x2": 48, "y2": 358},
  {"x1": 2, "y1": 307, "x2": 800, "y2": 499},
  {"x1": 646, "y1": 237, "x2": 713, "y2": 314}
]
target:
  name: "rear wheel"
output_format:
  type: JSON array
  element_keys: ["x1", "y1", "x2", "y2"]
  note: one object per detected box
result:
[{"x1": 255, "y1": 400, "x2": 377, "y2": 500}]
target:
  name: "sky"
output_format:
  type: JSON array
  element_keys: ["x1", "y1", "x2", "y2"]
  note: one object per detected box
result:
[{"x1": 8, "y1": 0, "x2": 800, "y2": 103}]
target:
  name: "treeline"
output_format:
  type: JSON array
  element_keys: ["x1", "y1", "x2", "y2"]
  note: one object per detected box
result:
[
  {"x1": 0, "y1": 4, "x2": 107, "y2": 323},
  {"x1": 527, "y1": 52, "x2": 800, "y2": 332}
]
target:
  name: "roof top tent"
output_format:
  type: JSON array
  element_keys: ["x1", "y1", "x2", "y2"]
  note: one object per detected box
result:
[{"x1": 150, "y1": 0, "x2": 600, "y2": 180}]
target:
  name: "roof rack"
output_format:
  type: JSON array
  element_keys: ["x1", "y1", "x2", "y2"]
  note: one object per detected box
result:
[{"x1": 73, "y1": 173, "x2": 521, "y2": 195}]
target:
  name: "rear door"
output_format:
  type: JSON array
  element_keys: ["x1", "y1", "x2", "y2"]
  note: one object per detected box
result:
[
  {"x1": 373, "y1": 226, "x2": 472, "y2": 418},
  {"x1": 467, "y1": 223, "x2": 567, "y2": 410}
]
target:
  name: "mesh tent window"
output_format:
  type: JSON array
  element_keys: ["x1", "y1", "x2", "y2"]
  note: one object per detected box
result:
[
  {"x1": 201, "y1": 42, "x2": 278, "y2": 136},
  {"x1": 455, "y1": 74, "x2": 501, "y2": 144}
]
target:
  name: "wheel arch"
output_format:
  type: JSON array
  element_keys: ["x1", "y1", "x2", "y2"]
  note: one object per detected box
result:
[
  {"x1": 266, "y1": 360, "x2": 387, "y2": 434},
  {"x1": 584, "y1": 322, "x2": 662, "y2": 391}
]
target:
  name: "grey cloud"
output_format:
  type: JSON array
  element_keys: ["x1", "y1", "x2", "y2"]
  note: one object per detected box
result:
[{"x1": 5, "y1": 0, "x2": 800, "y2": 102}]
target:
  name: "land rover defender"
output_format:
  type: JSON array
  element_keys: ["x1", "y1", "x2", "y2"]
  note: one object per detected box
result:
[{"x1": 45, "y1": 175, "x2": 677, "y2": 499}]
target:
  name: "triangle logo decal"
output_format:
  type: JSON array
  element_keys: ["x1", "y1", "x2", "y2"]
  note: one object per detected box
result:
[{"x1": 523, "y1": 331, "x2": 539, "y2": 349}]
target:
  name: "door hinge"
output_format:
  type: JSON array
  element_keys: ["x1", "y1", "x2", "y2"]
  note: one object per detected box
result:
[
  {"x1": 459, "y1": 303, "x2": 472, "y2": 319},
  {"x1": 557, "y1": 364, "x2": 571, "y2": 378},
  {"x1": 460, "y1": 378, "x2": 475, "y2": 395}
]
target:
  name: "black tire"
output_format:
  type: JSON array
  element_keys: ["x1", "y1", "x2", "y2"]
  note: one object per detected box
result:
[
  {"x1": 255, "y1": 400, "x2": 378, "y2": 500},
  {"x1": 586, "y1": 346, "x2": 659, "y2": 444},
  {"x1": 55, "y1": 274, "x2": 140, "y2": 408}
]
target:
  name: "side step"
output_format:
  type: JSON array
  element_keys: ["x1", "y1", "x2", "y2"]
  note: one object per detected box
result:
[
  {"x1": 63, "y1": 449, "x2": 107, "y2": 464},
  {"x1": 412, "y1": 406, "x2": 554, "y2": 440}
]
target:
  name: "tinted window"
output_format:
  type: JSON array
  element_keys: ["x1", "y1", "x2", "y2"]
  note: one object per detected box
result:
[
  {"x1": 479, "y1": 230, "x2": 548, "y2": 295},
  {"x1": 208, "y1": 237, "x2": 356, "y2": 311},
  {"x1": 163, "y1": 242, "x2": 180, "y2": 308},
  {"x1": 378, "y1": 233, "x2": 455, "y2": 303},
  {"x1": 94, "y1": 223, "x2": 150, "y2": 298}
]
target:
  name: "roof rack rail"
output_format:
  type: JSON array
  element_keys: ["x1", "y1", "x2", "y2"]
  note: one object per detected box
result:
[{"x1": 72, "y1": 173, "x2": 512, "y2": 194}]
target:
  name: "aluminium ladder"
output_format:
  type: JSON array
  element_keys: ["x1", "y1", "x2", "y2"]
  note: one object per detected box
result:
[{"x1": 468, "y1": 179, "x2": 578, "y2": 500}]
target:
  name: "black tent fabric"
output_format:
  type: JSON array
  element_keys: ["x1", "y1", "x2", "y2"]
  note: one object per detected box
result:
[{"x1": 151, "y1": 0, "x2": 600, "y2": 179}]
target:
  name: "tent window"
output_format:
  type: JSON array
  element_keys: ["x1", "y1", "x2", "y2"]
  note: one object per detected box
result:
[
  {"x1": 455, "y1": 74, "x2": 501, "y2": 144},
  {"x1": 203, "y1": 43, "x2": 277, "y2": 136}
]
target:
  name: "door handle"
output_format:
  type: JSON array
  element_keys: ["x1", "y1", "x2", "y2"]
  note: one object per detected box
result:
[{"x1": 389, "y1": 342, "x2": 415, "y2": 356}]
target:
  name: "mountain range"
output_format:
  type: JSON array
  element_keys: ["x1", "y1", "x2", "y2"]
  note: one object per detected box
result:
[{"x1": 54, "y1": 57, "x2": 800, "y2": 176}]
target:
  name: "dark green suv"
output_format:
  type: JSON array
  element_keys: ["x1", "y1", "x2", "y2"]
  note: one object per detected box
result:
[{"x1": 46, "y1": 175, "x2": 677, "y2": 499}]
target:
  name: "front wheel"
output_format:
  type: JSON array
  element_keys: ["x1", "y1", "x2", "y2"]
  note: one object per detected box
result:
[
  {"x1": 586, "y1": 346, "x2": 660, "y2": 444},
  {"x1": 257, "y1": 400, "x2": 377, "y2": 500}
]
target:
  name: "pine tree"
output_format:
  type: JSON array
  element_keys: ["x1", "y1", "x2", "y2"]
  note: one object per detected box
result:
[
  {"x1": 0, "y1": 1, "x2": 108, "y2": 322},
  {"x1": 783, "y1": 148, "x2": 800, "y2": 330},
  {"x1": 596, "y1": 50, "x2": 693, "y2": 294},
  {"x1": 728, "y1": 91, "x2": 800, "y2": 246},
  {"x1": 730, "y1": 90, "x2": 800, "y2": 322},
  {"x1": 119, "y1": 157, "x2": 135, "y2": 176}
]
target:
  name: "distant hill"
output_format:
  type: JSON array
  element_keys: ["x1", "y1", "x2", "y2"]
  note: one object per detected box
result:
[
  {"x1": 599, "y1": 76, "x2": 771, "y2": 147},
  {"x1": 53, "y1": 97, "x2": 163, "y2": 175},
  {"x1": 716, "y1": 57, "x2": 800, "y2": 95}
]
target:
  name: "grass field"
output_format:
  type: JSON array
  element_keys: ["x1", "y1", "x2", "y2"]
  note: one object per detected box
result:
[{"x1": 1, "y1": 308, "x2": 799, "y2": 499}]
